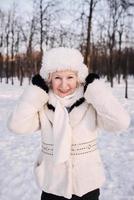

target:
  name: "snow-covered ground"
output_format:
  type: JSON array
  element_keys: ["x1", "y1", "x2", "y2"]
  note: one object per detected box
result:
[{"x1": 0, "y1": 77, "x2": 134, "y2": 200}]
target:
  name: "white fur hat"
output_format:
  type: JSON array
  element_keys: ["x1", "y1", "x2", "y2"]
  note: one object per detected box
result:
[{"x1": 40, "y1": 47, "x2": 88, "y2": 83}]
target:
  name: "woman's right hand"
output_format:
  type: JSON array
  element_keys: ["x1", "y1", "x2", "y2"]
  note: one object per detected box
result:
[{"x1": 32, "y1": 74, "x2": 49, "y2": 93}]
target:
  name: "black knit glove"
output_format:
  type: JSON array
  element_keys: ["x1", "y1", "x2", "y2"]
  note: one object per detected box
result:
[
  {"x1": 32, "y1": 74, "x2": 49, "y2": 93},
  {"x1": 84, "y1": 73, "x2": 100, "y2": 92}
]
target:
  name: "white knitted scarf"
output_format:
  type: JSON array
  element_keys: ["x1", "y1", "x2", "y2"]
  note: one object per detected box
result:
[{"x1": 48, "y1": 86, "x2": 83, "y2": 164}]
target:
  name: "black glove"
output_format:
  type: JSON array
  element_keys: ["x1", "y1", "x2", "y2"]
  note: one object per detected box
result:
[
  {"x1": 32, "y1": 74, "x2": 49, "y2": 93},
  {"x1": 84, "y1": 73, "x2": 100, "y2": 92}
]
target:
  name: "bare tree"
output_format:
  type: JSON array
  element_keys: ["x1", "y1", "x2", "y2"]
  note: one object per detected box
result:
[
  {"x1": 33, "y1": 0, "x2": 61, "y2": 59},
  {"x1": 117, "y1": 23, "x2": 123, "y2": 84},
  {"x1": 4, "y1": 11, "x2": 12, "y2": 84},
  {"x1": 10, "y1": 4, "x2": 17, "y2": 85},
  {"x1": 106, "y1": 0, "x2": 134, "y2": 87},
  {"x1": 84, "y1": 0, "x2": 99, "y2": 71},
  {"x1": 0, "y1": 10, "x2": 5, "y2": 82},
  {"x1": 26, "y1": 15, "x2": 37, "y2": 81}
]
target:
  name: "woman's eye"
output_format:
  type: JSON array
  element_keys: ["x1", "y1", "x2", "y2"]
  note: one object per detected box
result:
[
  {"x1": 68, "y1": 76, "x2": 74, "y2": 79},
  {"x1": 55, "y1": 77, "x2": 61, "y2": 79}
]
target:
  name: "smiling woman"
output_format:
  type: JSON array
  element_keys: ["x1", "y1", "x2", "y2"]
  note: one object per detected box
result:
[{"x1": 8, "y1": 47, "x2": 130, "y2": 200}]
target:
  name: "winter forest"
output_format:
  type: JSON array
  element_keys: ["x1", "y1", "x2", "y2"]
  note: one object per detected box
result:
[
  {"x1": 0, "y1": 0, "x2": 134, "y2": 200},
  {"x1": 0, "y1": 0, "x2": 134, "y2": 90}
]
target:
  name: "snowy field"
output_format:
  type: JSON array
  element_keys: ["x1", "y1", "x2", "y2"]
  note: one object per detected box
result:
[{"x1": 0, "y1": 77, "x2": 134, "y2": 200}]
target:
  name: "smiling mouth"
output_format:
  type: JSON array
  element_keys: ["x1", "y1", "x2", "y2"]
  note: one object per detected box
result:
[
  {"x1": 58, "y1": 90, "x2": 70, "y2": 94},
  {"x1": 59, "y1": 91, "x2": 69, "y2": 94}
]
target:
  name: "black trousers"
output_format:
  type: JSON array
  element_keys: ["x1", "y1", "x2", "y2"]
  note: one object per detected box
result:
[{"x1": 41, "y1": 189, "x2": 100, "y2": 200}]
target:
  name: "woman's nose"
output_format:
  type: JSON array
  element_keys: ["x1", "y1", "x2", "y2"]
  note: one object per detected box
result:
[{"x1": 60, "y1": 79, "x2": 69, "y2": 90}]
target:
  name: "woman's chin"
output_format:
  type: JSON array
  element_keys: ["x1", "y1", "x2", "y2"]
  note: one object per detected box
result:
[{"x1": 58, "y1": 93, "x2": 69, "y2": 98}]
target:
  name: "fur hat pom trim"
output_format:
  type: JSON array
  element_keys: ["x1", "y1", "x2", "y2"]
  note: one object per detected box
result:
[{"x1": 40, "y1": 47, "x2": 88, "y2": 83}]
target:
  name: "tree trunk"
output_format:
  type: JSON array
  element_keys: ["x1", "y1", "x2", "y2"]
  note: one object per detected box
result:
[
  {"x1": 40, "y1": 0, "x2": 43, "y2": 59},
  {"x1": 84, "y1": 0, "x2": 94, "y2": 71},
  {"x1": 125, "y1": 49, "x2": 129, "y2": 98},
  {"x1": 125, "y1": 77, "x2": 128, "y2": 98}
]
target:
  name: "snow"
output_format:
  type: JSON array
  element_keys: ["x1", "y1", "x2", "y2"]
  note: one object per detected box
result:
[{"x1": 0, "y1": 77, "x2": 134, "y2": 200}]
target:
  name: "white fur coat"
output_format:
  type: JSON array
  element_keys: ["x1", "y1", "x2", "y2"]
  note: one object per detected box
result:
[{"x1": 8, "y1": 79, "x2": 130, "y2": 199}]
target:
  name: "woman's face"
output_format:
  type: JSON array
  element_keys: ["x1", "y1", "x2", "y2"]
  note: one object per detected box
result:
[{"x1": 51, "y1": 70, "x2": 78, "y2": 97}]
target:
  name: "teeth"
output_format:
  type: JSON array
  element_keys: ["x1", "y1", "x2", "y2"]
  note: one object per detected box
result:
[{"x1": 59, "y1": 90, "x2": 69, "y2": 93}]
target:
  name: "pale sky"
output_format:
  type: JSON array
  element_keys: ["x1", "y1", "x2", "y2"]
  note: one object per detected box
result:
[{"x1": 0, "y1": 0, "x2": 33, "y2": 13}]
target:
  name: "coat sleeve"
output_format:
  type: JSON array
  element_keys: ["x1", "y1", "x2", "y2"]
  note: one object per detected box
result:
[
  {"x1": 84, "y1": 79, "x2": 130, "y2": 132},
  {"x1": 8, "y1": 85, "x2": 49, "y2": 134}
]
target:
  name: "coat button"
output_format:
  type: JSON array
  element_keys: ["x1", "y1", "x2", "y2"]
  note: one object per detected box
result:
[{"x1": 88, "y1": 144, "x2": 91, "y2": 149}]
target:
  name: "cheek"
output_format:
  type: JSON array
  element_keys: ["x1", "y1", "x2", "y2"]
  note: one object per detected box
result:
[
  {"x1": 51, "y1": 80, "x2": 59, "y2": 91},
  {"x1": 71, "y1": 80, "x2": 78, "y2": 89}
]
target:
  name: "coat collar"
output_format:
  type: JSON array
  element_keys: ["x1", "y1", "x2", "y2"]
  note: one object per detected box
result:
[
  {"x1": 45, "y1": 99, "x2": 88, "y2": 128},
  {"x1": 47, "y1": 97, "x2": 85, "y2": 113}
]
